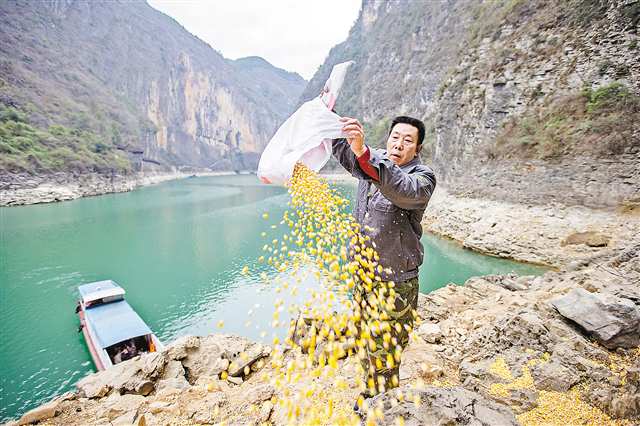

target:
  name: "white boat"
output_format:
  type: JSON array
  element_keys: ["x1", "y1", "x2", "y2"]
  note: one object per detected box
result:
[{"x1": 76, "y1": 280, "x2": 163, "y2": 371}]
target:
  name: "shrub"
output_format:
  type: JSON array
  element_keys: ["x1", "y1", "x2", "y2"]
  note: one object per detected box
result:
[{"x1": 494, "y1": 82, "x2": 639, "y2": 159}]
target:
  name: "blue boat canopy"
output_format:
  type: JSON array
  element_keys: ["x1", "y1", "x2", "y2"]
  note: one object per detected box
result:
[{"x1": 84, "y1": 300, "x2": 152, "y2": 349}]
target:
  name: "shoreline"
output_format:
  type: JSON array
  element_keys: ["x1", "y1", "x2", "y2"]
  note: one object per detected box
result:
[{"x1": 0, "y1": 171, "x2": 237, "y2": 207}]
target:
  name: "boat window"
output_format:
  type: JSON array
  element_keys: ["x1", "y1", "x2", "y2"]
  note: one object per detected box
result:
[{"x1": 106, "y1": 336, "x2": 150, "y2": 365}]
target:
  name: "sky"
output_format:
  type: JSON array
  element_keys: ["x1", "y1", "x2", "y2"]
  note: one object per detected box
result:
[{"x1": 147, "y1": 0, "x2": 362, "y2": 81}]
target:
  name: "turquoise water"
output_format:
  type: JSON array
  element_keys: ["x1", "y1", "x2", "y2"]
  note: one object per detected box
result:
[{"x1": 0, "y1": 175, "x2": 544, "y2": 421}]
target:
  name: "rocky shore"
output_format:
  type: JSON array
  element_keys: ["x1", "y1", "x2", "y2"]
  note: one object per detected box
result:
[
  {"x1": 6, "y1": 186, "x2": 640, "y2": 426},
  {"x1": 0, "y1": 171, "x2": 234, "y2": 207}
]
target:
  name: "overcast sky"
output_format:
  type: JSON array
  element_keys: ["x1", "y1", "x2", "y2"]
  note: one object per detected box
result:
[{"x1": 147, "y1": 0, "x2": 361, "y2": 80}]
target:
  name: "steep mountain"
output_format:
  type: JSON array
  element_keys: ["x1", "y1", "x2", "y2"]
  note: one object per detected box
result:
[
  {"x1": 302, "y1": 0, "x2": 639, "y2": 208},
  {"x1": 0, "y1": 0, "x2": 306, "y2": 175}
]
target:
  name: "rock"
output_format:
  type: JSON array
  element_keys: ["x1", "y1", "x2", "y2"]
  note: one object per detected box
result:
[
  {"x1": 227, "y1": 375, "x2": 243, "y2": 385},
  {"x1": 463, "y1": 311, "x2": 554, "y2": 361},
  {"x1": 259, "y1": 401, "x2": 274, "y2": 423},
  {"x1": 161, "y1": 360, "x2": 186, "y2": 380},
  {"x1": 166, "y1": 335, "x2": 200, "y2": 360},
  {"x1": 156, "y1": 376, "x2": 190, "y2": 391},
  {"x1": 17, "y1": 396, "x2": 63, "y2": 425},
  {"x1": 561, "y1": 231, "x2": 610, "y2": 247},
  {"x1": 417, "y1": 322, "x2": 442, "y2": 343},
  {"x1": 135, "y1": 380, "x2": 155, "y2": 396},
  {"x1": 226, "y1": 343, "x2": 270, "y2": 377},
  {"x1": 400, "y1": 339, "x2": 444, "y2": 381},
  {"x1": 147, "y1": 401, "x2": 173, "y2": 414},
  {"x1": 550, "y1": 288, "x2": 640, "y2": 349},
  {"x1": 96, "y1": 393, "x2": 145, "y2": 421},
  {"x1": 531, "y1": 361, "x2": 579, "y2": 392},
  {"x1": 185, "y1": 392, "x2": 228, "y2": 423},
  {"x1": 369, "y1": 386, "x2": 518, "y2": 425},
  {"x1": 76, "y1": 351, "x2": 168, "y2": 398},
  {"x1": 589, "y1": 368, "x2": 640, "y2": 419},
  {"x1": 180, "y1": 334, "x2": 266, "y2": 382},
  {"x1": 112, "y1": 410, "x2": 137, "y2": 425},
  {"x1": 247, "y1": 383, "x2": 276, "y2": 405}
]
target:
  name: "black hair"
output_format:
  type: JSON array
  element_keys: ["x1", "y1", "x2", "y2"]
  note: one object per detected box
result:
[{"x1": 388, "y1": 116, "x2": 425, "y2": 145}]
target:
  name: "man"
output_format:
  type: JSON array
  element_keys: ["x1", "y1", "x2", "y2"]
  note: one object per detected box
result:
[{"x1": 332, "y1": 115, "x2": 436, "y2": 407}]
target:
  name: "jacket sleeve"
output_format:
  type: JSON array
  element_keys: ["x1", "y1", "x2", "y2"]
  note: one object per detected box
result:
[
  {"x1": 367, "y1": 149, "x2": 436, "y2": 210},
  {"x1": 331, "y1": 139, "x2": 368, "y2": 180}
]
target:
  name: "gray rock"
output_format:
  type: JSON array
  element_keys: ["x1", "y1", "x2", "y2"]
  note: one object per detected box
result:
[
  {"x1": 368, "y1": 386, "x2": 518, "y2": 426},
  {"x1": 463, "y1": 311, "x2": 554, "y2": 361},
  {"x1": 550, "y1": 288, "x2": 640, "y2": 349},
  {"x1": 531, "y1": 361, "x2": 579, "y2": 392}
]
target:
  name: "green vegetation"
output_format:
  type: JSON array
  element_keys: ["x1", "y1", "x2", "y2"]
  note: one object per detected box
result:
[
  {"x1": 363, "y1": 118, "x2": 391, "y2": 149},
  {"x1": 494, "y1": 82, "x2": 640, "y2": 159},
  {"x1": 0, "y1": 105, "x2": 131, "y2": 174}
]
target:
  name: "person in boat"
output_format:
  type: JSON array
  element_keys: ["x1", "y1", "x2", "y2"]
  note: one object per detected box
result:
[{"x1": 332, "y1": 115, "x2": 437, "y2": 408}]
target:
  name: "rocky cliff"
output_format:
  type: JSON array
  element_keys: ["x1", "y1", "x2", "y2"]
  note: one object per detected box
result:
[
  {"x1": 0, "y1": 0, "x2": 306, "y2": 176},
  {"x1": 302, "y1": 0, "x2": 639, "y2": 208}
]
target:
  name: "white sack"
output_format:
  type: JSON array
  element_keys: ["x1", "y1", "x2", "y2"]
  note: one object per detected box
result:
[{"x1": 258, "y1": 61, "x2": 354, "y2": 185}]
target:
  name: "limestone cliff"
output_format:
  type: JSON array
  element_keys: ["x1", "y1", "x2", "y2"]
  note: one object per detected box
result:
[
  {"x1": 302, "y1": 0, "x2": 639, "y2": 207},
  {"x1": 0, "y1": 0, "x2": 306, "y2": 174}
]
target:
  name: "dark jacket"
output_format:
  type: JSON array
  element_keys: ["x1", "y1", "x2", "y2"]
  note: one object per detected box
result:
[{"x1": 332, "y1": 139, "x2": 436, "y2": 282}]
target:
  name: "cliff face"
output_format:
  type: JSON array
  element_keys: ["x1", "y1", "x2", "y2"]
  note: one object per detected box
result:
[
  {"x1": 303, "y1": 0, "x2": 639, "y2": 207},
  {"x1": 0, "y1": 0, "x2": 306, "y2": 173}
]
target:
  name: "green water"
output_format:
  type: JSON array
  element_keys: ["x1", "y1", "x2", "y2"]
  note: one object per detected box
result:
[{"x1": 0, "y1": 175, "x2": 544, "y2": 421}]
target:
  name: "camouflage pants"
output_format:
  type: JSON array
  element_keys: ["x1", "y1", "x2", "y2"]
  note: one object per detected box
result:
[{"x1": 354, "y1": 276, "x2": 419, "y2": 396}]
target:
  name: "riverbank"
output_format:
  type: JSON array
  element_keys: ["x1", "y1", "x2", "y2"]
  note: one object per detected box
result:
[
  {"x1": 6, "y1": 184, "x2": 639, "y2": 425},
  {"x1": 0, "y1": 171, "x2": 236, "y2": 207},
  {"x1": 423, "y1": 188, "x2": 640, "y2": 268}
]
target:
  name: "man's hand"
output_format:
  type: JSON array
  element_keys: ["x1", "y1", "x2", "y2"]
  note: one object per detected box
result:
[{"x1": 340, "y1": 117, "x2": 366, "y2": 157}]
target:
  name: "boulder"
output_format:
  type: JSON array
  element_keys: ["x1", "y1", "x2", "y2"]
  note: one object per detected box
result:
[
  {"x1": 368, "y1": 386, "x2": 518, "y2": 425},
  {"x1": 463, "y1": 311, "x2": 554, "y2": 361},
  {"x1": 76, "y1": 351, "x2": 168, "y2": 398},
  {"x1": 180, "y1": 334, "x2": 267, "y2": 381},
  {"x1": 531, "y1": 361, "x2": 579, "y2": 392},
  {"x1": 550, "y1": 288, "x2": 640, "y2": 349},
  {"x1": 561, "y1": 231, "x2": 610, "y2": 247}
]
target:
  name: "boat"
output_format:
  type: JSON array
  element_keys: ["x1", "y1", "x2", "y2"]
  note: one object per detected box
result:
[{"x1": 75, "y1": 279, "x2": 164, "y2": 371}]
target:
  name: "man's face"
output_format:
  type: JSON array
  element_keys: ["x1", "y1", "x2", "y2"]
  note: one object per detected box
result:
[{"x1": 386, "y1": 122, "x2": 420, "y2": 166}]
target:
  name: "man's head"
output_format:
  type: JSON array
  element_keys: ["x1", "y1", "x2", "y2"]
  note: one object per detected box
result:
[{"x1": 386, "y1": 116, "x2": 425, "y2": 166}]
